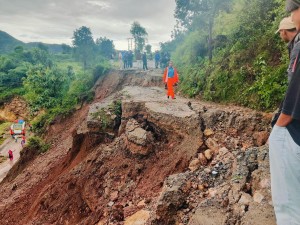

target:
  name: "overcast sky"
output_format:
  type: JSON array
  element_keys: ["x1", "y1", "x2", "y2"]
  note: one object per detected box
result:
[{"x1": 0, "y1": 0, "x2": 177, "y2": 50}]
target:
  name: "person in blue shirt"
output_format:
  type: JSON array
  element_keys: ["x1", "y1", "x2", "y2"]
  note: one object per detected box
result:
[{"x1": 163, "y1": 61, "x2": 179, "y2": 99}]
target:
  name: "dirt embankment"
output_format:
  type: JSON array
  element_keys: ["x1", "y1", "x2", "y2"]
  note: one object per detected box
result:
[
  {"x1": 0, "y1": 69, "x2": 274, "y2": 225},
  {"x1": 0, "y1": 96, "x2": 29, "y2": 122}
]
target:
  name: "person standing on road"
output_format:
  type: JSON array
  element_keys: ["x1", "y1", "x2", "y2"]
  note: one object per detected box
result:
[
  {"x1": 128, "y1": 51, "x2": 133, "y2": 68},
  {"x1": 21, "y1": 135, "x2": 26, "y2": 148},
  {"x1": 118, "y1": 52, "x2": 123, "y2": 69},
  {"x1": 142, "y1": 52, "x2": 148, "y2": 70},
  {"x1": 155, "y1": 51, "x2": 160, "y2": 69},
  {"x1": 163, "y1": 61, "x2": 179, "y2": 99},
  {"x1": 8, "y1": 150, "x2": 13, "y2": 161},
  {"x1": 268, "y1": 1, "x2": 300, "y2": 224}
]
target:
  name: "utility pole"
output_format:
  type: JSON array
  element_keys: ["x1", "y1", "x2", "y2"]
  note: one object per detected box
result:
[{"x1": 127, "y1": 38, "x2": 133, "y2": 51}]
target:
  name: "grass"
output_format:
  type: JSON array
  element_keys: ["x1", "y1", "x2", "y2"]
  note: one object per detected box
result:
[
  {"x1": 0, "y1": 122, "x2": 11, "y2": 134},
  {"x1": 0, "y1": 138, "x2": 5, "y2": 145}
]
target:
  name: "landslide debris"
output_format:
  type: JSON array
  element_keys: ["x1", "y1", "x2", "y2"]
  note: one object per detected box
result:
[{"x1": 0, "y1": 69, "x2": 275, "y2": 225}]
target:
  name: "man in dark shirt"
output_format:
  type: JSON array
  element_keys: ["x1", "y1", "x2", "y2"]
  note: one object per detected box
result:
[
  {"x1": 269, "y1": 1, "x2": 300, "y2": 224},
  {"x1": 142, "y1": 52, "x2": 148, "y2": 71},
  {"x1": 277, "y1": 17, "x2": 299, "y2": 82},
  {"x1": 271, "y1": 17, "x2": 298, "y2": 127}
]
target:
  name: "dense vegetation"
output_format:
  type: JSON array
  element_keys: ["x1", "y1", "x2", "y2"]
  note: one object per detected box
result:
[
  {"x1": 0, "y1": 26, "x2": 113, "y2": 133},
  {"x1": 163, "y1": 0, "x2": 287, "y2": 111}
]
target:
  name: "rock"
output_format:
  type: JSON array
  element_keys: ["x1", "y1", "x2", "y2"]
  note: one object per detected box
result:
[
  {"x1": 188, "y1": 207, "x2": 227, "y2": 225},
  {"x1": 110, "y1": 191, "x2": 119, "y2": 201},
  {"x1": 123, "y1": 119, "x2": 154, "y2": 156},
  {"x1": 205, "y1": 138, "x2": 219, "y2": 153},
  {"x1": 137, "y1": 200, "x2": 146, "y2": 207},
  {"x1": 198, "y1": 153, "x2": 208, "y2": 165},
  {"x1": 253, "y1": 191, "x2": 265, "y2": 203},
  {"x1": 238, "y1": 193, "x2": 252, "y2": 205},
  {"x1": 151, "y1": 173, "x2": 189, "y2": 225},
  {"x1": 253, "y1": 131, "x2": 269, "y2": 146},
  {"x1": 108, "y1": 201, "x2": 115, "y2": 207},
  {"x1": 241, "y1": 203, "x2": 276, "y2": 224},
  {"x1": 204, "y1": 129, "x2": 214, "y2": 137},
  {"x1": 198, "y1": 153, "x2": 208, "y2": 166},
  {"x1": 260, "y1": 178, "x2": 271, "y2": 189},
  {"x1": 127, "y1": 127, "x2": 148, "y2": 146},
  {"x1": 208, "y1": 188, "x2": 217, "y2": 198},
  {"x1": 204, "y1": 149, "x2": 214, "y2": 160},
  {"x1": 189, "y1": 159, "x2": 201, "y2": 172},
  {"x1": 198, "y1": 185, "x2": 205, "y2": 192},
  {"x1": 204, "y1": 168, "x2": 211, "y2": 174},
  {"x1": 104, "y1": 187, "x2": 110, "y2": 198},
  {"x1": 211, "y1": 171, "x2": 218, "y2": 177},
  {"x1": 218, "y1": 147, "x2": 229, "y2": 156},
  {"x1": 110, "y1": 205, "x2": 124, "y2": 222},
  {"x1": 125, "y1": 210, "x2": 150, "y2": 225}
]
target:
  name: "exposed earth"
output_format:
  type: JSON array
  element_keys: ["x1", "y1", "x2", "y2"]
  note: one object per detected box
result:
[{"x1": 0, "y1": 69, "x2": 276, "y2": 225}]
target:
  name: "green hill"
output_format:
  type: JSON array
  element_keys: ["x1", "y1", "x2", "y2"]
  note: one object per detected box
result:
[
  {"x1": 0, "y1": 30, "x2": 65, "y2": 54},
  {"x1": 0, "y1": 30, "x2": 24, "y2": 54}
]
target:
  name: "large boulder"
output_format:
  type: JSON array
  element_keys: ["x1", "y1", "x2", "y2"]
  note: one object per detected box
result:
[{"x1": 151, "y1": 173, "x2": 191, "y2": 225}]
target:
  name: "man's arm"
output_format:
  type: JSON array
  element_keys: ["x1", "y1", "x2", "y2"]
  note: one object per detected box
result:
[{"x1": 276, "y1": 113, "x2": 293, "y2": 127}]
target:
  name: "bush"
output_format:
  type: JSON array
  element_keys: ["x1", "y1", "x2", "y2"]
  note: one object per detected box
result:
[{"x1": 27, "y1": 136, "x2": 49, "y2": 154}]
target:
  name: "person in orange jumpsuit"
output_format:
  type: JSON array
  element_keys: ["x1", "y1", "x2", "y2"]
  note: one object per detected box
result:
[{"x1": 163, "y1": 61, "x2": 179, "y2": 99}]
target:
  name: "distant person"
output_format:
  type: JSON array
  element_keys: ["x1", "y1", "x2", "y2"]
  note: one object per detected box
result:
[
  {"x1": 142, "y1": 52, "x2": 148, "y2": 70},
  {"x1": 155, "y1": 51, "x2": 161, "y2": 69},
  {"x1": 118, "y1": 52, "x2": 123, "y2": 69},
  {"x1": 161, "y1": 52, "x2": 170, "y2": 69},
  {"x1": 128, "y1": 51, "x2": 134, "y2": 68},
  {"x1": 21, "y1": 135, "x2": 26, "y2": 148},
  {"x1": 123, "y1": 51, "x2": 129, "y2": 69},
  {"x1": 268, "y1": 1, "x2": 300, "y2": 224},
  {"x1": 271, "y1": 16, "x2": 299, "y2": 127},
  {"x1": 163, "y1": 61, "x2": 179, "y2": 99},
  {"x1": 8, "y1": 150, "x2": 13, "y2": 161},
  {"x1": 14, "y1": 135, "x2": 17, "y2": 143}
]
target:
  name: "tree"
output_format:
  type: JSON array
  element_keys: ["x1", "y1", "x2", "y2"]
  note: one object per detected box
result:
[
  {"x1": 14, "y1": 46, "x2": 24, "y2": 54},
  {"x1": 72, "y1": 26, "x2": 95, "y2": 69},
  {"x1": 23, "y1": 65, "x2": 68, "y2": 111},
  {"x1": 96, "y1": 37, "x2": 115, "y2": 58},
  {"x1": 175, "y1": 0, "x2": 232, "y2": 62},
  {"x1": 145, "y1": 44, "x2": 152, "y2": 55},
  {"x1": 130, "y1": 22, "x2": 148, "y2": 53},
  {"x1": 61, "y1": 44, "x2": 72, "y2": 54},
  {"x1": 37, "y1": 43, "x2": 49, "y2": 52}
]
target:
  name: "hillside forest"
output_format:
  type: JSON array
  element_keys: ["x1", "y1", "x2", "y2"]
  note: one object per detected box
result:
[{"x1": 0, "y1": 26, "x2": 112, "y2": 133}]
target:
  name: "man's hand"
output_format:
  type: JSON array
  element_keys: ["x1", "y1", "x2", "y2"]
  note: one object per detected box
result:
[{"x1": 276, "y1": 113, "x2": 293, "y2": 127}]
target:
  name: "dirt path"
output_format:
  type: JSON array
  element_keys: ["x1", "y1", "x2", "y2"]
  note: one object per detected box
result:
[{"x1": 0, "y1": 135, "x2": 23, "y2": 182}]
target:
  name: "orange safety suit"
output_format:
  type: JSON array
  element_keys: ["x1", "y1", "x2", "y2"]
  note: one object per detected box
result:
[{"x1": 163, "y1": 66, "x2": 179, "y2": 99}]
